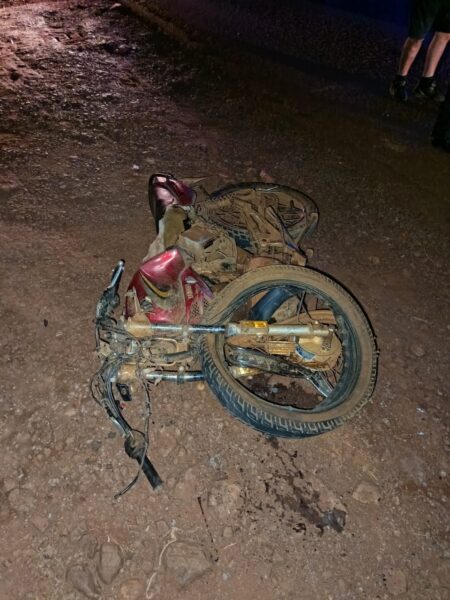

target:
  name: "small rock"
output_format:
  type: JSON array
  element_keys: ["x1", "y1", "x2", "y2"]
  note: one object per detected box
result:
[
  {"x1": 410, "y1": 344, "x2": 425, "y2": 358},
  {"x1": 0, "y1": 180, "x2": 20, "y2": 199},
  {"x1": 166, "y1": 476, "x2": 176, "y2": 490},
  {"x1": 88, "y1": 440, "x2": 102, "y2": 452},
  {"x1": 157, "y1": 425, "x2": 180, "y2": 458},
  {"x1": 259, "y1": 169, "x2": 275, "y2": 183},
  {"x1": 208, "y1": 455, "x2": 223, "y2": 470},
  {"x1": 207, "y1": 481, "x2": 243, "y2": 519},
  {"x1": 116, "y1": 43, "x2": 132, "y2": 56},
  {"x1": 8, "y1": 488, "x2": 36, "y2": 513},
  {"x1": 67, "y1": 564, "x2": 100, "y2": 599},
  {"x1": 3, "y1": 477, "x2": 16, "y2": 493},
  {"x1": 172, "y1": 468, "x2": 197, "y2": 499},
  {"x1": 222, "y1": 526, "x2": 233, "y2": 539},
  {"x1": 132, "y1": 164, "x2": 140, "y2": 171},
  {"x1": 400, "y1": 453, "x2": 427, "y2": 486},
  {"x1": 70, "y1": 525, "x2": 87, "y2": 543},
  {"x1": 164, "y1": 542, "x2": 211, "y2": 586},
  {"x1": 384, "y1": 568, "x2": 407, "y2": 596},
  {"x1": 119, "y1": 578, "x2": 145, "y2": 600},
  {"x1": 327, "y1": 508, "x2": 347, "y2": 532},
  {"x1": 272, "y1": 550, "x2": 284, "y2": 563},
  {"x1": 0, "y1": 502, "x2": 11, "y2": 522},
  {"x1": 80, "y1": 533, "x2": 99, "y2": 559},
  {"x1": 30, "y1": 513, "x2": 49, "y2": 533},
  {"x1": 65, "y1": 435, "x2": 75, "y2": 447},
  {"x1": 98, "y1": 542, "x2": 123, "y2": 584},
  {"x1": 352, "y1": 482, "x2": 381, "y2": 504},
  {"x1": 155, "y1": 519, "x2": 170, "y2": 537},
  {"x1": 174, "y1": 445, "x2": 187, "y2": 463},
  {"x1": 101, "y1": 92, "x2": 120, "y2": 102}
]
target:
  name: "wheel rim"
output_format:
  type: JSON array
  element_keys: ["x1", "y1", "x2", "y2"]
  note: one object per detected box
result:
[{"x1": 213, "y1": 281, "x2": 361, "y2": 415}]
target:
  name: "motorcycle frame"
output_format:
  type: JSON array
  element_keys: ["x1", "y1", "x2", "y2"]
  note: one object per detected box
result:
[{"x1": 93, "y1": 175, "x2": 323, "y2": 494}]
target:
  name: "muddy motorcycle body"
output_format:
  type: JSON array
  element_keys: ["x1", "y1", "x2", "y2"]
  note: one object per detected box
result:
[{"x1": 92, "y1": 174, "x2": 377, "y2": 492}]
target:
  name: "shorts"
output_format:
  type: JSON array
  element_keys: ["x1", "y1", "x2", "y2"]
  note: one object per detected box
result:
[{"x1": 409, "y1": 0, "x2": 450, "y2": 38}]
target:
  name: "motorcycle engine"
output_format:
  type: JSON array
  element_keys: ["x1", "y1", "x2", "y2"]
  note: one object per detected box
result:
[{"x1": 177, "y1": 221, "x2": 238, "y2": 279}]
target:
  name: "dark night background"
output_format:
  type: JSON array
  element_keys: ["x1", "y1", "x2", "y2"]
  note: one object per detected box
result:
[
  {"x1": 229, "y1": 0, "x2": 409, "y2": 26},
  {"x1": 318, "y1": 0, "x2": 407, "y2": 24}
]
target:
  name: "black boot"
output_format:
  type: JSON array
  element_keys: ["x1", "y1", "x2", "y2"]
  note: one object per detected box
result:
[
  {"x1": 389, "y1": 75, "x2": 408, "y2": 102},
  {"x1": 414, "y1": 77, "x2": 445, "y2": 102}
]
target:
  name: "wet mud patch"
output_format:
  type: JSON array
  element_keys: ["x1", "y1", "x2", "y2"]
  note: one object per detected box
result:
[
  {"x1": 249, "y1": 373, "x2": 319, "y2": 409},
  {"x1": 272, "y1": 476, "x2": 347, "y2": 534},
  {"x1": 246, "y1": 447, "x2": 347, "y2": 535}
]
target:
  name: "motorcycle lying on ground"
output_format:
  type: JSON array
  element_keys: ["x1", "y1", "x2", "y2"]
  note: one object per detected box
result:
[{"x1": 92, "y1": 174, "x2": 377, "y2": 495}]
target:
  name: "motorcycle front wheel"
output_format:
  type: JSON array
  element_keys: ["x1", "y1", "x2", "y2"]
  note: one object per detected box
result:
[{"x1": 199, "y1": 265, "x2": 377, "y2": 438}]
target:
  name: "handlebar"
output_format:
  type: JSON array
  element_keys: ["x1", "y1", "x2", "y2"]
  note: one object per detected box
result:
[
  {"x1": 107, "y1": 259, "x2": 125, "y2": 293},
  {"x1": 95, "y1": 260, "x2": 125, "y2": 322}
]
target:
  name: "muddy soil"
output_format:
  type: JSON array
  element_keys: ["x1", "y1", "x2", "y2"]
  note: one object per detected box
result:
[{"x1": 0, "y1": 1, "x2": 449, "y2": 599}]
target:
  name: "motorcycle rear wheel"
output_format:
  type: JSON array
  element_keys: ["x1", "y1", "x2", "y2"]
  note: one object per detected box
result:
[
  {"x1": 202, "y1": 182, "x2": 319, "y2": 248},
  {"x1": 199, "y1": 265, "x2": 377, "y2": 438}
]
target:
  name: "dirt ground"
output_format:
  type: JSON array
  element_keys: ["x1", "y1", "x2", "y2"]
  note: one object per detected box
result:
[{"x1": 0, "y1": 1, "x2": 449, "y2": 599}]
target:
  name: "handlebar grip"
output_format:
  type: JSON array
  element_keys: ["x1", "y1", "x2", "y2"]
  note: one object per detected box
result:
[
  {"x1": 140, "y1": 455, "x2": 163, "y2": 489},
  {"x1": 124, "y1": 435, "x2": 162, "y2": 489}
]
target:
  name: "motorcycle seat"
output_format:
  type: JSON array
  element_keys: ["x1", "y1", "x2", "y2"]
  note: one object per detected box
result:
[{"x1": 149, "y1": 174, "x2": 196, "y2": 231}]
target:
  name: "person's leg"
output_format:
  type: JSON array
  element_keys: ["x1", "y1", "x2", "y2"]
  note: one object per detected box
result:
[
  {"x1": 397, "y1": 37, "x2": 424, "y2": 76},
  {"x1": 422, "y1": 31, "x2": 450, "y2": 76},
  {"x1": 414, "y1": 3, "x2": 450, "y2": 99},
  {"x1": 414, "y1": 30, "x2": 450, "y2": 99},
  {"x1": 390, "y1": 0, "x2": 436, "y2": 100},
  {"x1": 390, "y1": 37, "x2": 424, "y2": 100}
]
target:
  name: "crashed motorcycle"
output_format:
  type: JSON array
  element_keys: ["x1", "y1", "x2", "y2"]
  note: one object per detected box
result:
[{"x1": 92, "y1": 174, "x2": 377, "y2": 494}]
